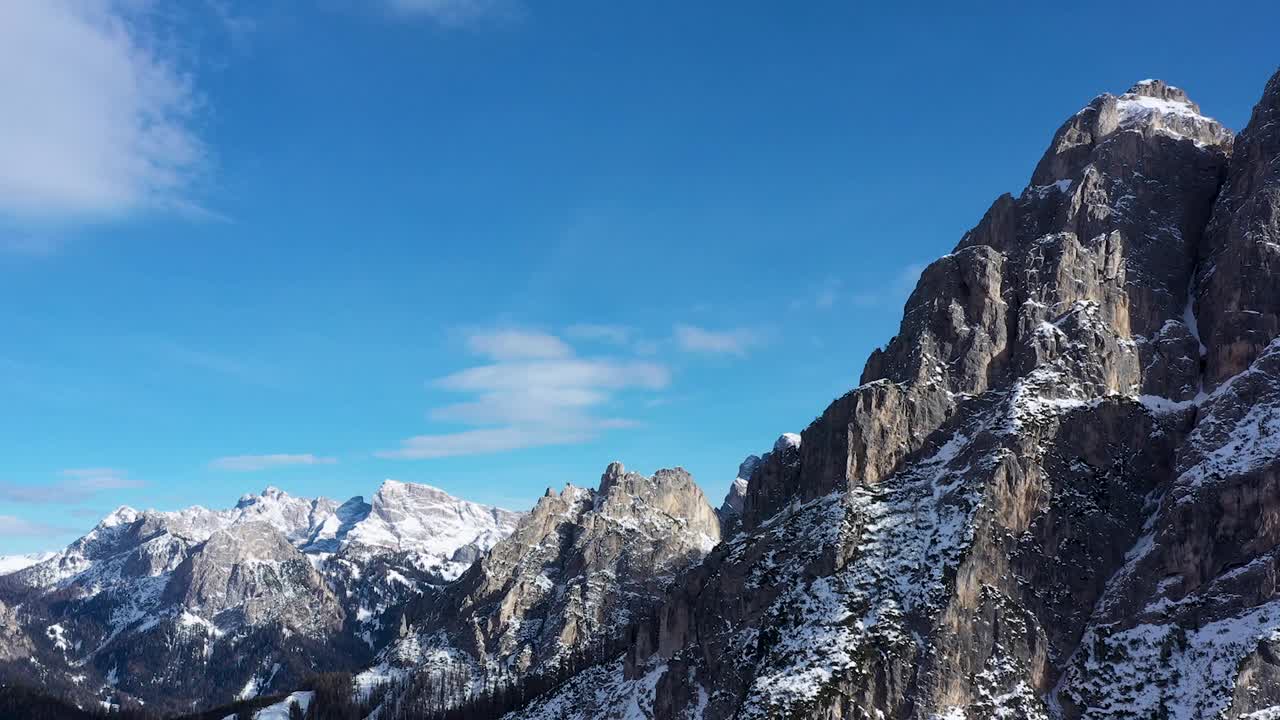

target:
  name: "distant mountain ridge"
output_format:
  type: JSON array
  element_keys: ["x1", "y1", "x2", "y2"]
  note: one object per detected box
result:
[
  {"x1": 0, "y1": 480, "x2": 522, "y2": 715},
  {"x1": 12, "y1": 68, "x2": 1280, "y2": 720}
]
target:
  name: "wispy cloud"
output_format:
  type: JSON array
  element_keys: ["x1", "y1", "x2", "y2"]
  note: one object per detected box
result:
[
  {"x1": 0, "y1": 1, "x2": 207, "y2": 223},
  {"x1": 852, "y1": 263, "x2": 927, "y2": 308},
  {"x1": 673, "y1": 324, "x2": 763, "y2": 356},
  {"x1": 0, "y1": 514, "x2": 72, "y2": 537},
  {"x1": 210, "y1": 454, "x2": 338, "y2": 472},
  {"x1": 376, "y1": 426, "x2": 592, "y2": 460},
  {"x1": 466, "y1": 329, "x2": 572, "y2": 360},
  {"x1": 378, "y1": 329, "x2": 668, "y2": 459},
  {"x1": 384, "y1": 0, "x2": 521, "y2": 27},
  {"x1": 0, "y1": 468, "x2": 144, "y2": 505}
]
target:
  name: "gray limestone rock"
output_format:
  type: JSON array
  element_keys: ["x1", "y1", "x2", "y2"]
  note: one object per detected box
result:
[{"x1": 509, "y1": 69, "x2": 1280, "y2": 720}]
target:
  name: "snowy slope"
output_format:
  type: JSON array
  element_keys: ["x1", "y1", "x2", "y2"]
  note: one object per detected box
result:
[
  {"x1": 2, "y1": 481, "x2": 522, "y2": 713},
  {"x1": 0, "y1": 551, "x2": 54, "y2": 576}
]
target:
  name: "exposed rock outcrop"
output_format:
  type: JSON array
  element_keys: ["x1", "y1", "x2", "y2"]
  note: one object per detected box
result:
[
  {"x1": 509, "y1": 71, "x2": 1280, "y2": 720},
  {"x1": 364, "y1": 462, "x2": 721, "y2": 692}
]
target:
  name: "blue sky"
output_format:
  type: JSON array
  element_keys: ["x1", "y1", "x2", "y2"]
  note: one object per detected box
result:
[{"x1": 1, "y1": 0, "x2": 1277, "y2": 554}]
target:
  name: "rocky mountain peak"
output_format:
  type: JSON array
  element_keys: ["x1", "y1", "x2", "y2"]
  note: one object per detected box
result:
[
  {"x1": 367, "y1": 461, "x2": 723, "y2": 687},
  {"x1": 336, "y1": 494, "x2": 369, "y2": 516},
  {"x1": 1029, "y1": 77, "x2": 1231, "y2": 189},
  {"x1": 236, "y1": 485, "x2": 289, "y2": 507},
  {"x1": 1126, "y1": 78, "x2": 1194, "y2": 104},
  {"x1": 1111, "y1": 80, "x2": 1230, "y2": 145},
  {"x1": 718, "y1": 453, "x2": 761, "y2": 524},
  {"x1": 338, "y1": 479, "x2": 523, "y2": 582},
  {"x1": 507, "y1": 70, "x2": 1280, "y2": 720},
  {"x1": 597, "y1": 460, "x2": 629, "y2": 495},
  {"x1": 99, "y1": 505, "x2": 140, "y2": 528},
  {"x1": 372, "y1": 478, "x2": 450, "y2": 503},
  {"x1": 597, "y1": 462, "x2": 693, "y2": 497},
  {"x1": 773, "y1": 432, "x2": 801, "y2": 452}
]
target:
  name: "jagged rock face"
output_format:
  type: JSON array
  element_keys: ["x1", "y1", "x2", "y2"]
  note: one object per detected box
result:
[
  {"x1": 0, "y1": 599, "x2": 31, "y2": 662},
  {"x1": 165, "y1": 521, "x2": 342, "y2": 631},
  {"x1": 1197, "y1": 70, "x2": 1280, "y2": 389},
  {"x1": 0, "y1": 482, "x2": 520, "y2": 715},
  {"x1": 511, "y1": 70, "x2": 1280, "y2": 720},
  {"x1": 369, "y1": 462, "x2": 720, "y2": 688}
]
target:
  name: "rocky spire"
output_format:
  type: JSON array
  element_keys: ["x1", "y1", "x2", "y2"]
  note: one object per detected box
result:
[{"x1": 373, "y1": 461, "x2": 722, "y2": 685}]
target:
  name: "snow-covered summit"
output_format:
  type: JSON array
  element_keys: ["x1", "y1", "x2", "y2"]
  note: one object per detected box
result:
[
  {"x1": 99, "y1": 505, "x2": 140, "y2": 528},
  {"x1": 774, "y1": 432, "x2": 802, "y2": 452},
  {"x1": 11, "y1": 481, "x2": 522, "y2": 597},
  {"x1": 1, "y1": 478, "x2": 526, "y2": 709},
  {"x1": 0, "y1": 551, "x2": 55, "y2": 576},
  {"x1": 340, "y1": 479, "x2": 522, "y2": 577},
  {"x1": 1095, "y1": 78, "x2": 1233, "y2": 148}
]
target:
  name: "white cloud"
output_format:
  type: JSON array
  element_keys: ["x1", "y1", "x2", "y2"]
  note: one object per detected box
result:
[
  {"x1": 673, "y1": 324, "x2": 762, "y2": 356},
  {"x1": 385, "y1": 0, "x2": 518, "y2": 26},
  {"x1": 376, "y1": 426, "x2": 589, "y2": 460},
  {"x1": 0, "y1": 514, "x2": 70, "y2": 537},
  {"x1": 437, "y1": 358, "x2": 669, "y2": 393},
  {"x1": 431, "y1": 386, "x2": 607, "y2": 426},
  {"x1": 378, "y1": 330, "x2": 668, "y2": 459},
  {"x1": 210, "y1": 454, "x2": 338, "y2": 472},
  {"x1": 0, "y1": 1, "x2": 205, "y2": 221},
  {"x1": 466, "y1": 329, "x2": 572, "y2": 361},
  {"x1": 0, "y1": 468, "x2": 144, "y2": 504}
]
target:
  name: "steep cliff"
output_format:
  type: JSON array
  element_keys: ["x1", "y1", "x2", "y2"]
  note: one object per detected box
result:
[
  {"x1": 363, "y1": 462, "x2": 721, "y2": 702},
  {"x1": 509, "y1": 71, "x2": 1280, "y2": 720}
]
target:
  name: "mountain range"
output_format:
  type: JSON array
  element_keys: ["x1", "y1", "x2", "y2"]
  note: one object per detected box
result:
[{"x1": 6, "y1": 66, "x2": 1280, "y2": 719}]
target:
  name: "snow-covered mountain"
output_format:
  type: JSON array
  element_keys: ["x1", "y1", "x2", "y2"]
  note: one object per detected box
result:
[
  {"x1": 335, "y1": 479, "x2": 523, "y2": 575},
  {"x1": 493, "y1": 72, "x2": 1280, "y2": 719},
  {"x1": 13, "y1": 68, "x2": 1280, "y2": 720},
  {"x1": 361, "y1": 461, "x2": 723, "y2": 717},
  {"x1": 0, "y1": 481, "x2": 521, "y2": 714},
  {"x1": 0, "y1": 551, "x2": 55, "y2": 576}
]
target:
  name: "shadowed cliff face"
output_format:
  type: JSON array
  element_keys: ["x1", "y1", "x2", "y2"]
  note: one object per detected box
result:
[{"x1": 510, "y1": 70, "x2": 1280, "y2": 720}]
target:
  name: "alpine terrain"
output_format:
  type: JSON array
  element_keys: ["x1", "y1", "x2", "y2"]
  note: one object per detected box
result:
[
  {"x1": 0, "y1": 482, "x2": 521, "y2": 715},
  {"x1": 495, "y1": 71, "x2": 1280, "y2": 720},
  {"x1": 4, "y1": 68, "x2": 1280, "y2": 720}
]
